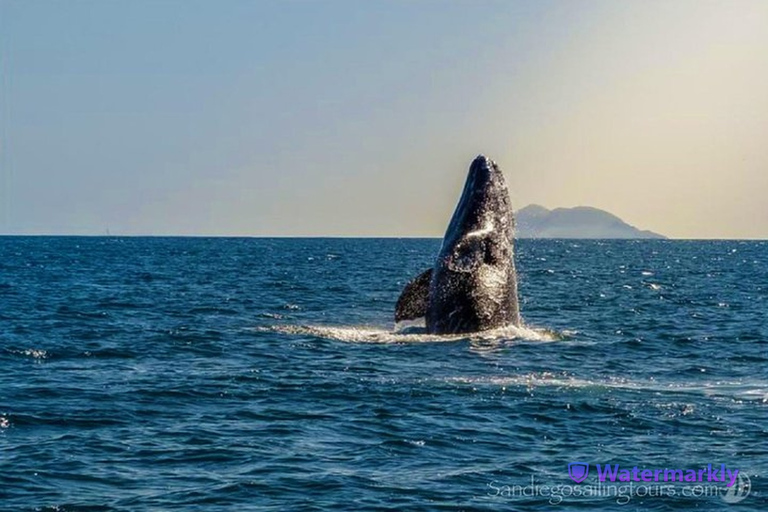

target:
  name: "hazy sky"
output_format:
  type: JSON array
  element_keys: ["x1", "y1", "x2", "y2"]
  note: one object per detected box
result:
[{"x1": 2, "y1": 0, "x2": 767, "y2": 238}]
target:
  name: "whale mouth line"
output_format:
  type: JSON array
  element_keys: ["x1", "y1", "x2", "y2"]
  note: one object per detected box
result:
[{"x1": 464, "y1": 219, "x2": 495, "y2": 239}]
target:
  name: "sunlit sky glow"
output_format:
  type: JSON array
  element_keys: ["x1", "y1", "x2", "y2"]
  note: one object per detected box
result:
[{"x1": 2, "y1": 0, "x2": 767, "y2": 238}]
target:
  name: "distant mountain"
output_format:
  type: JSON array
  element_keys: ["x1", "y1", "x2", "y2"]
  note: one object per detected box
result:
[{"x1": 515, "y1": 204, "x2": 666, "y2": 239}]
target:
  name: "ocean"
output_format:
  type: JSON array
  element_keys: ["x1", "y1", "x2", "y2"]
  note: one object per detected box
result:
[{"x1": 1, "y1": 237, "x2": 766, "y2": 511}]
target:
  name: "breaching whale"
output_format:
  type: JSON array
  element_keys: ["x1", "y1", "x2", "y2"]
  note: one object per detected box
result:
[{"x1": 395, "y1": 155, "x2": 521, "y2": 334}]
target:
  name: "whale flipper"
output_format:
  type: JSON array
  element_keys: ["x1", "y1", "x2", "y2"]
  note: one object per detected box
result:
[{"x1": 395, "y1": 268, "x2": 433, "y2": 322}]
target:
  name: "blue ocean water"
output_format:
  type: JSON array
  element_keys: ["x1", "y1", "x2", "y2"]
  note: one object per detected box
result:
[{"x1": 1, "y1": 237, "x2": 766, "y2": 511}]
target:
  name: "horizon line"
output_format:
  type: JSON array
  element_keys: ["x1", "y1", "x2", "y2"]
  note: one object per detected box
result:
[{"x1": 1, "y1": 234, "x2": 766, "y2": 241}]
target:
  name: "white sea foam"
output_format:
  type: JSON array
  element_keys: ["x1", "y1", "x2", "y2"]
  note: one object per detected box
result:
[
  {"x1": 258, "y1": 322, "x2": 560, "y2": 344},
  {"x1": 8, "y1": 348, "x2": 48, "y2": 360},
  {"x1": 443, "y1": 374, "x2": 768, "y2": 402}
]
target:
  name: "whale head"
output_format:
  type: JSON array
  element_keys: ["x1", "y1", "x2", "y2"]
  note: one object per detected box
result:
[
  {"x1": 440, "y1": 155, "x2": 513, "y2": 267},
  {"x1": 427, "y1": 155, "x2": 519, "y2": 333},
  {"x1": 394, "y1": 154, "x2": 521, "y2": 334}
]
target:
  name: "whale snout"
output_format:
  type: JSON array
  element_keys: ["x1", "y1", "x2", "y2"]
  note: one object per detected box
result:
[
  {"x1": 471, "y1": 154, "x2": 494, "y2": 168},
  {"x1": 469, "y1": 154, "x2": 496, "y2": 177},
  {"x1": 466, "y1": 154, "x2": 504, "y2": 194}
]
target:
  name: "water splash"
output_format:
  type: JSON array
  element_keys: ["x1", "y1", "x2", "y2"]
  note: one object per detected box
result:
[{"x1": 258, "y1": 322, "x2": 560, "y2": 344}]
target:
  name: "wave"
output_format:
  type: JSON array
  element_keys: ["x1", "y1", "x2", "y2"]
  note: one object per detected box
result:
[{"x1": 444, "y1": 374, "x2": 768, "y2": 402}]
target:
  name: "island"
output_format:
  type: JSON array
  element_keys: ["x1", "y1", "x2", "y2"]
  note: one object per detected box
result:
[{"x1": 515, "y1": 204, "x2": 666, "y2": 239}]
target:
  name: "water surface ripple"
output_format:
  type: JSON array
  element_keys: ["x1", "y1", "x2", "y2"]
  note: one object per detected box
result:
[{"x1": 1, "y1": 238, "x2": 766, "y2": 510}]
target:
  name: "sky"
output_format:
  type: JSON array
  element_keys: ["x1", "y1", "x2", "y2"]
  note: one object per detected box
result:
[{"x1": 1, "y1": 0, "x2": 767, "y2": 238}]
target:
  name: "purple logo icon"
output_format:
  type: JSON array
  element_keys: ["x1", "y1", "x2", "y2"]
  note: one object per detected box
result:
[{"x1": 568, "y1": 462, "x2": 590, "y2": 483}]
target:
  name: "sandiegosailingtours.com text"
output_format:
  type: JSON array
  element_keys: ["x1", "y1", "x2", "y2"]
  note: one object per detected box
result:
[{"x1": 484, "y1": 462, "x2": 753, "y2": 505}]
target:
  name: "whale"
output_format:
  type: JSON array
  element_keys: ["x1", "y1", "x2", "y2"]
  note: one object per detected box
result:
[{"x1": 395, "y1": 155, "x2": 521, "y2": 334}]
